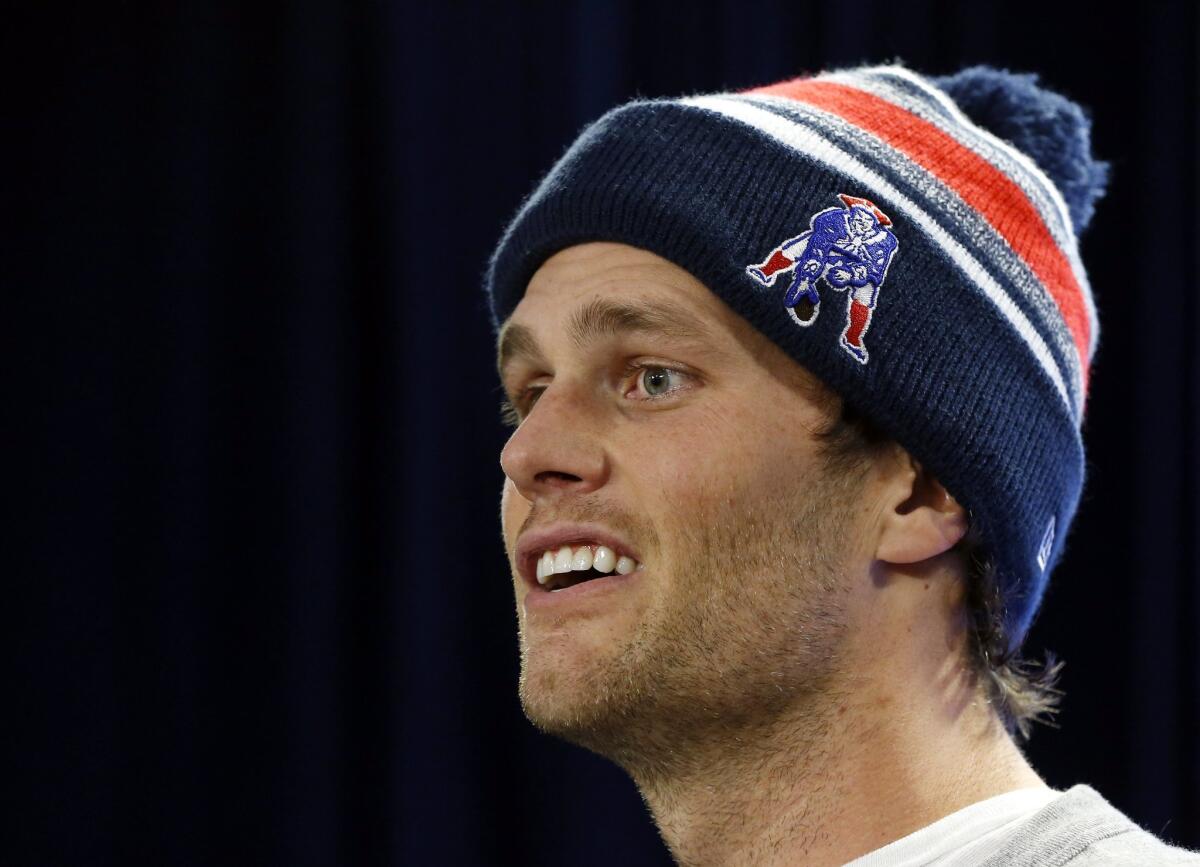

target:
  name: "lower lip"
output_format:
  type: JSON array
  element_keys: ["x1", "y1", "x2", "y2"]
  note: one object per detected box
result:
[{"x1": 523, "y1": 568, "x2": 643, "y2": 614}]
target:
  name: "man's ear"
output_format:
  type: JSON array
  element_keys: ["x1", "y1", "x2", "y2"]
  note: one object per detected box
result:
[{"x1": 874, "y1": 446, "x2": 968, "y2": 565}]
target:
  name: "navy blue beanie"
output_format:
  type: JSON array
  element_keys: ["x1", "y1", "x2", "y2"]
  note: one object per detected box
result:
[{"x1": 483, "y1": 61, "x2": 1111, "y2": 653}]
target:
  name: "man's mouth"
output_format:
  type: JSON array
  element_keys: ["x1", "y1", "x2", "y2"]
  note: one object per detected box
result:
[
  {"x1": 541, "y1": 567, "x2": 613, "y2": 592},
  {"x1": 524, "y1": 565, "x2": 644, "y2": 612},
  {"x1": 525, "y1": 542, "x2": 643, "y2": 590}
]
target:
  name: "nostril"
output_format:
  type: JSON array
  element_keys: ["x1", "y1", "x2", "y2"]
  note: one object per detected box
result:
[{"x1": 536, "y1": 471, "x2": 583, "y2": 485}]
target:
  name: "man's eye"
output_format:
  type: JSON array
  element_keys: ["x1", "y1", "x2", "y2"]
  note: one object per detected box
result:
[
  {"x1": 498, "y1": 390, "x2": 541, "y2": 429},
  {"x1": 498, "y1": 397, "x2": 522, "y2": 428},
  {"x1": 624, "y1": 362, "x2": 689, "y2": 400},
  {"x1": 498, "y1": 362, "x2": 692, "y2": 428}
]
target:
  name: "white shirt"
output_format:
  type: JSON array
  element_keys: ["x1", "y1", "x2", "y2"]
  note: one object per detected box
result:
[{"x1": 843, "y1": 786, "x2": 1067, "y2": 866}]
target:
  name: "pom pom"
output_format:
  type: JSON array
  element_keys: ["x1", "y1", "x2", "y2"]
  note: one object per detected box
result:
[{"x1": 929, "y1": 65, "x2": 1112, "y2": 237}]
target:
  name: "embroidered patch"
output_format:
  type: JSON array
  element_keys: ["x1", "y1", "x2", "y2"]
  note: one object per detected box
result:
[
  {"x1": 1036, "y1": 514, "x2": 1056, "y2": 572},
  {"x1": 746, "y1": 193, "x2": 899, "y2": 365}
]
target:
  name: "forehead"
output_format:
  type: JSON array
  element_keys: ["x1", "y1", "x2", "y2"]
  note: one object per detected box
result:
[
  {"x1": 495, "y1": 243, "x2": 735, "y2": 377},
  {"x1": 523, "y1": 242, "x2": 721, "y2": 313}
]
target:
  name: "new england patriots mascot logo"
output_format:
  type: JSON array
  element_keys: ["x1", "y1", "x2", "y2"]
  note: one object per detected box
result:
[{"x1": 746, "y1": 194, "x2": 899, "y2": 365}]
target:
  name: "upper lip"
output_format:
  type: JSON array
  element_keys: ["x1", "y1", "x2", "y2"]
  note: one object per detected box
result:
[{"x1": 515, "y1": 522, "x2": 641, "y2": 589}]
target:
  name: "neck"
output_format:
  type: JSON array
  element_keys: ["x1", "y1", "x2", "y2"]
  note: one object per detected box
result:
[{"x1": 626, "y1": 637, "x2": 1048, "y2": 866}]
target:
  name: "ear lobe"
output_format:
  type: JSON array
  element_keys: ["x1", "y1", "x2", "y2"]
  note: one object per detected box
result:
[{"x1": 875, "y1": 452, "x2": 968, "y2": 565}]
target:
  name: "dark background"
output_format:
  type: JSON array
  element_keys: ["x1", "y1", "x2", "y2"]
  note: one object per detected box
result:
[{"x1": 10, "y1": 1, "x2": 1198, "y2": 864}]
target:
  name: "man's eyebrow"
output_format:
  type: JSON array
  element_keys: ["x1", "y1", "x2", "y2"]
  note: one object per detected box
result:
[{"x1": 495, "y1": 296, "x2": 716, "y2": 379}]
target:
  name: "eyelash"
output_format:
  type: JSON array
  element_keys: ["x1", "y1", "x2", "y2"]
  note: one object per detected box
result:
[{"x1": 499, "y1": 361, "x2": 692, "y2": 428}]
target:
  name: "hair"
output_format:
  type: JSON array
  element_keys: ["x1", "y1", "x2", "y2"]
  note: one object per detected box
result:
[{"x1": 795, "y1": 368, "x2": 1064, "y2": 742}]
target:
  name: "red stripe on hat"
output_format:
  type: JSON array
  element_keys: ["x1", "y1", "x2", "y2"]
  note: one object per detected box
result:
[{"x1": 749, "y1": 76, "x2": 1092, "y2": 396}]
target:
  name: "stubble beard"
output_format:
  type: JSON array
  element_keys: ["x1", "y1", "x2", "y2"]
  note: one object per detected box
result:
[{"x1": 516, "y1": 457, "x2": 863, "y2": 785}]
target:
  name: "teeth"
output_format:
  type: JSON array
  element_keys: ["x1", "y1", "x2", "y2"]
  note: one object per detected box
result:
[
  {"x1": 592, "y1": 546, "x2": 616, "y2": 573},
  {"x1": 536, "y1": 551, "x2": 554, "y2": 585},
  {"x1": 572, "y1": 546, "x2": 594, "y2": 571},
  {"x1": 533, "y1": 542, "x2": 642, "y2": 587}
]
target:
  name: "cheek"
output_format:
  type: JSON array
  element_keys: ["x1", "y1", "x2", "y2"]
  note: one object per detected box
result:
[
  {"x1": 637, "y1": 404, "x2": 774, "y2": 501},
  {"x1": 643, "y1": 402, "x2": 813, "y2": 535}
]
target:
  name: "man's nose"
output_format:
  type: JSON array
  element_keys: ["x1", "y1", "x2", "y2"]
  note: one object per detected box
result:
[{"x1": 499, "y1": 380, "x2": 609, "y2": 501}]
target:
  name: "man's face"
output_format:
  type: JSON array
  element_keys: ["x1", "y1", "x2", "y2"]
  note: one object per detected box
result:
[{"x1": 496, "y1": 242, "x2": 873, "y2": 770}]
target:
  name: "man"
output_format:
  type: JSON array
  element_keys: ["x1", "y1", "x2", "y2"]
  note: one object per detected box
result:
[{"x1": 484, "y1": 61, "x2": 1199, "y2": 865}]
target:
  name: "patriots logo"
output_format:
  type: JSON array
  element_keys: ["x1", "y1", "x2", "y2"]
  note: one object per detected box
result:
[{"x1": 746, "y1": 194, "x2": 899, "y2": 365}]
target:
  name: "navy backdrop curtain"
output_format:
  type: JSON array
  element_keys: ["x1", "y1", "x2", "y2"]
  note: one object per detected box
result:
[{"x1": 11, "y1": 1, "x2": 1198, "y2": 864}]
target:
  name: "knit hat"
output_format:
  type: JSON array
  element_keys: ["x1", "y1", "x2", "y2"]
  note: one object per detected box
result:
[{"x1": 483, "y1": 60, "x2": 1111, "y2": 654}]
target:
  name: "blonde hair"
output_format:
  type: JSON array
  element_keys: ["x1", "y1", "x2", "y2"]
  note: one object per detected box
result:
[{"x1": 798, "y1": 371, "x2": 1064, "y2": 742}]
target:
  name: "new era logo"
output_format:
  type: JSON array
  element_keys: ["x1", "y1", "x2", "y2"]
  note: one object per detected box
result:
[{"x1": 1036, "y1": 515, "x2": 1056, "y2": 572}]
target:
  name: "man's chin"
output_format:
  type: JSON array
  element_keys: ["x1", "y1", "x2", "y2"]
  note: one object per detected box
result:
[
  {"x1": 518, "y1": 664, "x2": 598, "y2": 726},
  {"x1": 517, "y1": 664, "x2": 639, "y2": 748}
]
